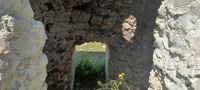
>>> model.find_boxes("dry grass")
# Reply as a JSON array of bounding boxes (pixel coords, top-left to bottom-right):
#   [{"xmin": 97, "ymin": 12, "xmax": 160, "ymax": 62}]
[{"xmin": 76, "ymin": 42, "xmax": 106, "ymax": 52}]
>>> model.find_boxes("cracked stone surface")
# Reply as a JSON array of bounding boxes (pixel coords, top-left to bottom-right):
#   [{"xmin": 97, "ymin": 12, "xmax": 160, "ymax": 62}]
[
  {"xmin": 0, "ymin": 0, "xmax": 47, "ymax": 90},
  {"xmin": 149, "ymin": 0, "xmax": 200, "ymax": 90}
]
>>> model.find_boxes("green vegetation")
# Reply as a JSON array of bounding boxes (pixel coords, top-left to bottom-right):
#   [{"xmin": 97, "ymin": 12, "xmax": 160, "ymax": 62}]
[
  {"xmin": 74, "ymin": 42, "xmax": 106, "ymax": 89},
  {"xmin": 74, "ymin": 56, "xmax": 105, "ymax": 89},
  {"xmin": 97, "ymin": 73, "xmax": 131, "ymax": 90},
  {"xmin": 75, "ymin": 42, "xmax": 131, "ymax": 90}
]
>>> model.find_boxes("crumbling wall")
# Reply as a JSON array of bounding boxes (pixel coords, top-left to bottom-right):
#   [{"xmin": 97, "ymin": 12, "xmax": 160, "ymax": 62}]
[
  {"xmin": 2, "ymin": 0, "xmax": 200, "ymax": 90},
  {"xmin": 149, "ymin": 0, "xmax": 200, "ymax": 90},
  {"xmin": 30, "ymin": 0, "xmax": 161, "ymax": 90},
  {"xmin": 0, "ymin": 0, "xmax": 47, "ymax": 89}
]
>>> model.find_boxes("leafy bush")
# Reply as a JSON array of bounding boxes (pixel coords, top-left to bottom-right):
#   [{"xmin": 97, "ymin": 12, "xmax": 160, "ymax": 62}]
[
  {"xmin": 76, "ymin": 56, "xmax": 93, "ymax": 78},
  {"xmin": 75, "ymin": 56, "xmax": 105, "ymax": 89}
]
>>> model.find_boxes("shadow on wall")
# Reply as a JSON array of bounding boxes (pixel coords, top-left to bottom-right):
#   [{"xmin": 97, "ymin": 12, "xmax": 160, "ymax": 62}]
[
  {"xmin": 124, "ymin": 0, "xmax": 162, "ymax": 89},
  {"xmin": 113, "ymin": 0, "xmax": 162, "ymax": 89},
  {"xmin": 30, "ymin": 0, "xmax": 162, "ymax": 90}
]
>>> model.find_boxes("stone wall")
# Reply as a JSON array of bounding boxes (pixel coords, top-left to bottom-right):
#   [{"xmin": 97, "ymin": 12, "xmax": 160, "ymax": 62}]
[
  {"xmin": 0, "ymin": 0, "xmax": 47, "ymax": 89},
  {"xmin": 149, "ymin": 0, "xmax": 200, "ymax": 90},
  {"xmin": 1, "ymin": 0, "xmax": 199, "ymax": 90},
  {"xmin": 30, "ymin": 0, "xmax": 162, "ymax": 90}
]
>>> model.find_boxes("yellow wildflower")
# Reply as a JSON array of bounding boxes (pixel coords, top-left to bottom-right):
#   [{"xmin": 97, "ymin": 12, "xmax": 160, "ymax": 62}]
[
  {"xmin": 119, "ymin": 81, "xmax": 122, "ymax": 85},
  {"xmin": 119, "ymin": 74, "xmax": 122, "ymax": 78},
  {"xmin": 97, "ymin": 81, "xmax": 101, "ymax": 85},
  {"xmin": 119, "ymin": 74, "xmax": 123, "ymax": 79},
  {"xmin": 121, "ymin": 73, "xmax": 125, "ymax": 76},
  {"xmin": 128, "ymin": 87, "xmax": 131, "ymax": 90}
]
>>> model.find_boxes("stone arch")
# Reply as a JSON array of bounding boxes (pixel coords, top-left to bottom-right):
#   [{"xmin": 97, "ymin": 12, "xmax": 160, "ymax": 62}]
[{"xmin": 30, "ymin": 0, "xmax": 162, "ymax": 90}]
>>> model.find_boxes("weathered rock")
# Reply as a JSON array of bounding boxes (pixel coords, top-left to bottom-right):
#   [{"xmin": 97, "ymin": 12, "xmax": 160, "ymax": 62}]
[
  {"xmin": 0, "ymin": 0, "xmax": 48, "ymax": 90},
  {"xmin": 71, "ymin": 10, "xmax": 81, "ymax": 22},
  {"xmin": 122, "ymin": 15, "xmax": 137, "ymax": 42},
  {"xmin": 122, "ymin": 23, "xmax": 131, "ymax": 29},
  {"xmin": 149, "ymin": 0, "xmax": 200, "ymax": 90},
  {"xmin": 73, "ymin": 22, "xmax": 89, "ymax": 29},
  {"xmin": 77, "ymin": 11, "xmax": 91, "ymax": 22},
  {"xmin": 91, "ymin": 16, "xmax": 103, "ymax": 25},
  {"xmin": 103, "ymin": 16, "xmax": 117, "ymax": 26}
]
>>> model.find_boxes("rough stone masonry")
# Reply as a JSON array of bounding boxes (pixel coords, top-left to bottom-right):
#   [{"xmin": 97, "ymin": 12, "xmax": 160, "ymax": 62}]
[
  {"xmin": 0, "ymin": 0, "xmax": 199, "ymax": 90},
  {"xmin": 30, "ymin": 0, "xmax": 161, "ymax": 89}
]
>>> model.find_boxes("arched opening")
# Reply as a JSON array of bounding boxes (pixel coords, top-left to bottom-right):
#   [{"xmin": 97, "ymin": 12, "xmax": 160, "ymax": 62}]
[{"xmin": 71, "ymin": 42, "xmax": 109, "ymax": 90}]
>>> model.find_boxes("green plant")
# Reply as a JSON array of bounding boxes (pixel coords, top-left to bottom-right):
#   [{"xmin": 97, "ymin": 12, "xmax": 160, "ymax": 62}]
[
  {"xmin": 93, "ymin": 59, "xmax": 105, "ymax": 72},
  {"xmin": 75, "ymin": 56, "xmax": 105, "ymax": 89},
  {"xmin": 76, "ymin": 56, "xmax": 93, "ymax": 78},
  {"xmin": 97, "ymin": 73, "xmax": 131, "ymax": 90}
]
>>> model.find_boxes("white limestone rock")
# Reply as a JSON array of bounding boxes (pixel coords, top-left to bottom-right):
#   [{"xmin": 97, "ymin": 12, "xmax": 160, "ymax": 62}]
[
  {"xmin": 0, "ymin": 0, "xmax": 47, "ymax": 90},
  {"xmin": 149, "ymin": 0, "xmax": 200, "ymax": 90}
]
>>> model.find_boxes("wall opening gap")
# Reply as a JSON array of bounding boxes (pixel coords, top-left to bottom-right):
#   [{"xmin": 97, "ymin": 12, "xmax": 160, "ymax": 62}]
[{"xmin": 72, "ymin": 41, "xmax": 108, "ymax": 90}]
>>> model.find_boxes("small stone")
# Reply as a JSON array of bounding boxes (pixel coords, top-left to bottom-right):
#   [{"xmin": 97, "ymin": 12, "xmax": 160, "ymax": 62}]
[
  {"xmin": 71, "ymin": 10, "xmax": 81, "ymax": 22},
  {"xmin": 62, "ymin": 23, "xmax": 72, "ymax": 30},
  {"xmin": 100, "ymin": 24, "xmax": 113, "ymax": 30},
  {"xmin": 94, "ymin": 8, "xmax": 109, "ymax": 16},
  {"xmin": 46, "ymin": 10, "xmax": 55, "ymax": 18},
  {"xmin": 55, "ymin": 12, "xmax": 69, "ymax": 23},
  {"xmin": 73, "ymin": 22, "xmax": 89, "ymax": 29},
  {"xmin": 78, "ymin": 11, "xmax": 91, "ymax": 22},
  {"xmin": 103, "ymin": 16, "xmax": 117, "ymax": 25},
  {"xmin": 122, "ymin": 23, "xmax": 131, "ymax": 29},
  {"xmin": 91, "ymin": 16, "xmax": 103, "ymax": 25},
  {"xmin": 50, "ymin": 24, "xmax": 60, "ymax": 33},
  {"xmin": 74, "ymin": 30, "xmax": 85, "ymax": 36}
]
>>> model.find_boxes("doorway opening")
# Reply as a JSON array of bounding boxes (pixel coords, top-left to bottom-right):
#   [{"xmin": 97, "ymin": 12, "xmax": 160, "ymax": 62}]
[{"xmin": 73, "ymin": 42, "xmax": 108, "ymax": 90}]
